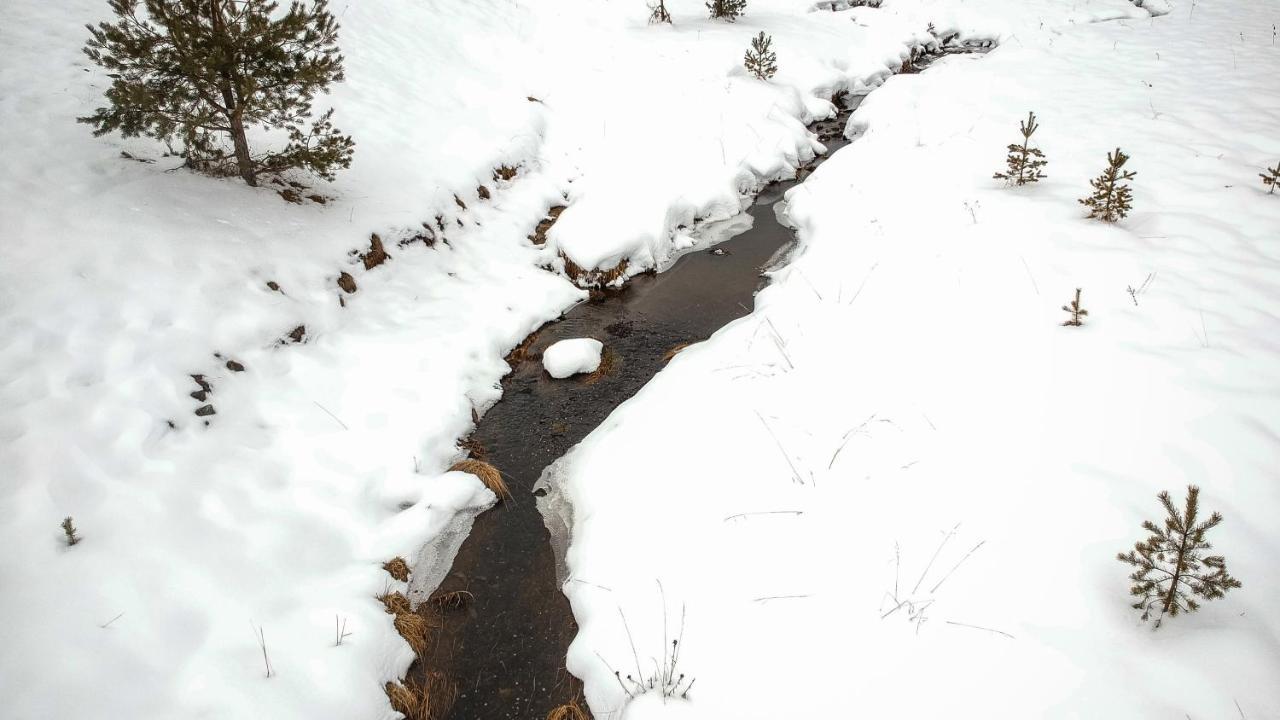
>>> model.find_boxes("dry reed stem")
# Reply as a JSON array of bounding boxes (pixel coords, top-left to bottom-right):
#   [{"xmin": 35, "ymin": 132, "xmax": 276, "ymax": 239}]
[
  {"xmin": 546, "ymin": 698, "xmax": 589, "ymax": 720},
  {"xmin": 661, "ymin": 342, "xmax": 691, "ymax": 364}
]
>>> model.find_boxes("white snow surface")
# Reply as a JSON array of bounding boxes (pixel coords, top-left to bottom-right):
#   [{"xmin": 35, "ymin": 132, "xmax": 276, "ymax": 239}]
[
  {"xmin": 551, "ymin": 2, "xmax": 1280, "ymax": 720},
  {"xmin": 544, "ymin": 338, "xmax": 606, "ymax": 379},
  {"xmin": 1, "ymin": 0, "xmax": 1268, "ymax": 719}
]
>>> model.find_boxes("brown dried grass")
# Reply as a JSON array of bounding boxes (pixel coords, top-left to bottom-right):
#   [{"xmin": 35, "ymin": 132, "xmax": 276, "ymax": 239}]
[
  {"xmin": 583, "ymin": 346, "xmax": 617, "ymax": 386},
  {"xmin": 448, "ymin": 459, "xmax": 510, "ymax": 502},
  {"xmin": 378, "ymin": 590, "xmax": 412, "ymax": 615},
  {"xmin": 385, "ymin": 681, "xmax": 422, "ymax": 720},
  {"xmin": 429, "ymin": 589, "xmax": 474, "ymax": 612},
  {"xmin": 661, "ymin": 342, "xmax": 692, "ymax": 364},
  {"xmin": 383, "ymin": 556, "xmax": 410, "ymax": 582},
  {"xmin": 393, "ymin": 610, "xmax": 432, "ymax": 656},
  {"xmin": 560, "ymin": 251, "xmax": 629, "ymax": 289},
  {"xmin": 504, "ymin": 329, "xmax": 541, "ymax": 367},
  {"xmin": 546, "ymin": 698, "xmax": 589, "ymax": 720}
]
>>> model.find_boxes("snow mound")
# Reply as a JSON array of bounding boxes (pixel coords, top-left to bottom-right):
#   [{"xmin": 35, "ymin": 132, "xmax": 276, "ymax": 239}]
[{"xmin": 543, "ymin": 338, "xmax": 604, "ymax": 379}]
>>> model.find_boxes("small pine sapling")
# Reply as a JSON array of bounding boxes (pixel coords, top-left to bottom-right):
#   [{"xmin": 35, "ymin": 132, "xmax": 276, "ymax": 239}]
[
  {"xmin": 1061, "ymin": 288, "xmax": 1088, "ymax": 326},
  {"xmin": 1079, "ymin": 148, "xmax": 1136, "ymax": 222},
  {"xmin": 61, "ymin": 516, "xmax": 81, "ymax": 546},
  {"xmin": 1117, "ymin": 485, "xmax": 1241, "ymax": 627},
  {"xmin": 1260, "ymin": 160, "xmax": 1280, "ymax": 194},
  {"xmin": 744, "ymin": 32, "xmax": 777, "ymax": 81},
  {"xmin": 648, "ymin": 0, "xmax": 671, "ymax": 24},
  {"xmin": 707, "ymin": 0, "xmax": 746, "ymax": 21},
  {"xmin": 993, "ymin": 111, "xmax": 1048, "ymax": 186}
]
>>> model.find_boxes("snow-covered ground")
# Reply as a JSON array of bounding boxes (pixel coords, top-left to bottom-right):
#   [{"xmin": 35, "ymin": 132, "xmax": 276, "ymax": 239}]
[
  {"xmin": 3, "ymin": 0, "xmax": 1275, "ymax": 719},
  {"xmin": 551, "ymin": 1, "xmax": 1280, "ymax": 719}
]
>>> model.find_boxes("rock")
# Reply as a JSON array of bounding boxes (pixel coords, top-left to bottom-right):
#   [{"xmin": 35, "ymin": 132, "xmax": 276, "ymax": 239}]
[
  {"xmin": 337, "ymin": 271, "xmax": 357, "ymax": 294},
  {"xmin": 194, "ymin": 404, "xmax": 216, "ymax": 417},
  {"xmin": 542, "ymin": 338, "xmax": 604, "ymax": 379}
]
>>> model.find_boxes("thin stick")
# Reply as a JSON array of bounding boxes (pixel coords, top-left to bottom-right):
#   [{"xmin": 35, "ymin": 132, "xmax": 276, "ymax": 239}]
[
  {"xmin": 755, "ymin": 411, "xmax": 804, "ymax": 484},
  {"xmin": 312, "ymin": 401, "xmax": 349, "ymax": 430},
  {"xmin": 251, "ymin": 622, "xmax": 274, "ymax": 677},
  {"xmin": 912, "ymin": 523, "xmax": 959, "ymax": 594},
  {"xmin": 723, "ymin": 510, "xmax": 803, "ymax": 522},
  {"xmin": 929, "ymin": 540, "xmax": 986, "ymax": 594},
  {"xmin": 752, "ymin": 594, "xmax": 811, "ymax": 602},
  {"xmin": 618, "ymin": 607, "xmax": 644, "ymax": 686},
  {"xmin": 98, "ymin": 612, "xmax": 125, "ymax": 629},
  {"xmin": 945, "ymin": 620, "xmax": 1015, "ymax": 639}
]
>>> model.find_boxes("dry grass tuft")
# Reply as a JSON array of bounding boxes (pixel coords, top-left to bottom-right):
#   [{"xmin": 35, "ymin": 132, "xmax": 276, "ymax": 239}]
[
  {"xmin": 448, "ymin": 459, "xmax": 510, "ymax": 502},
  {"xmin": 456, "ymin": 435, "xmax": 487, "ymax": 460},
  {"xmin": 385, "ymin": 680, "xmax": 422, "ymax": 720},
  {"xmin": 383, "ymin": 556, "xmax": 411, "ymax": 582},
  {"xmin": 583, "ymin": 346, "xmax": 617, "ymax": 386},
  {"xmin": 504, "ymin": 329, "xmax": 542, "ymax": 368},
  {"xmin": 546, "ymin": 698, "xmax": 589, "ymax": 720},
  {"xmin": 377, "ymin": 590, "xmax": 412, "ymax": 615},
  {"xmin": 430, "ymin": 589, "xmax": 475, "ymax": 612},
  {"xmin": 661, "ymin": 342, "xmax": 692, "ymax": 364},
  {"xmin": 393, "ymin": 610, "xmax": 432, "ymax": 656}
]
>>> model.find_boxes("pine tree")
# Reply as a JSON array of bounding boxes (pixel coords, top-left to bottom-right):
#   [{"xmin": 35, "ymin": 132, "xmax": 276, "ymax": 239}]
[
  {"xmin": 707, "ymin": 0, "xmax": 747, "ymax": 21},
  {"xmin": 1260, "ymin": 161, "xmax": 1280, "ymax": 194},
  {"xmin": 80, "ymin": 0, "xmax": 355, "ymax": 187},
  {"xmin": 744, "ymin": 32, "xmax": 777, "ymax": 81},
  {"xmin": 648, "ymin": 0, "xmax": 671, "ymax": 24},
  {"xmin": 993, "ymin": 111, "xmax": 1048, "ymax": 186},
  {"xmin": 1060, "ymin": 287, "xmax": 1088, "ymax": 326},
  {"xmin": 1117, "ymin": 485, "xmax": 1241, "ymax": 627},
  {"xmin": 61, "ymin": 517, "xmax": 81, "ymax": 546},
  {"xmin": 1079, "ymin": 147, "xmax": 1136, "ymax": 222}
]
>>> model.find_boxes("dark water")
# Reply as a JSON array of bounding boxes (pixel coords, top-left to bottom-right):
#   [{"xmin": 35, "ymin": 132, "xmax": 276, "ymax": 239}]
[{"xmin": 410, "ymin": 42, "xmax": 989, "ymax": 720}]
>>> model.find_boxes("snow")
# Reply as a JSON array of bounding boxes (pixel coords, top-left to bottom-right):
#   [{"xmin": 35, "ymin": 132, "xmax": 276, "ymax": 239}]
[
  {"xmin": 544, "ymin": 338, "xmax": 605, "ymax": 379},
  {"xmin": 548, "ymin": 2, "xmax": 1280, "ymax": 720},
  {"xmin": 2, "ymin": 0, "xmax": 1276, "ymax": 718}
]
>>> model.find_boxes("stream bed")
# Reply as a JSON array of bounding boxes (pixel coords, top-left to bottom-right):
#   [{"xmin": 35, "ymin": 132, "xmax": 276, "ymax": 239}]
[{"xmin": 405, "ymin": 100, "xmax": 856, "ymax": 719}]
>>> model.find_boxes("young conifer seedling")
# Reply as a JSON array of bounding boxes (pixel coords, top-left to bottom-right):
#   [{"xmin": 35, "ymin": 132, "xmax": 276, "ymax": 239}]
[
  {"xmin": 707, "ymin": 0, "xmax": 746, "ymax": 21},
  {"xmin": 1080, "ymin": 148, "xmax": 1136, "ymax": 222},
  {"xmin": 648, "ymin": 0, "xmax": 671, "ymax": 24},
  {"xmin": 1260, "ymin": 161, "xmax": 1280, "ymax": 194},
  {"xmin": 744, "ymin": 32, "xmax": 777, "ymax": 81},
  {"xmin": 1060, "ymin": 288, "xmax": 1088, "ymax": 326},
  {"xmin": 61, "ymin": 516, "xmax": 81, "ymax": 546},
  {"xmin": 1117, "ymin": 485, "xmax": 1241, "ymax": 627},
  {"xmin": 993, "ymin": 111, "xmax": 1048, "ymax": 186}
]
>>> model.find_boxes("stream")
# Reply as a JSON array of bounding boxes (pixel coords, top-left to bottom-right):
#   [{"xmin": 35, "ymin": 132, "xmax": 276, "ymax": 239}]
[{"xmin": 407, "ymin": 44, "xmax": 981, "ymax": 720}]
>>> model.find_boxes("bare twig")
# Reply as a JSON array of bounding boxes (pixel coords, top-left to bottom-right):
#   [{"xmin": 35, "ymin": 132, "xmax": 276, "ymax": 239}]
[
  {"xmin": 929, "ymin": 540, "xmax": 986, "ymax": 594},
  {"xmin": 98, "ymin": 612, "xmax": 125, "ymax": 629},
  {"xmin": 723, "ymin": 510, "xmax": 804, "ymax": 522},
  {"xmin": 912, "ymin": 524, "xmax": 959, "ymax": 594},
  {"xmin": 312, "ymin": 401, "xmax": 349, "ymax": 430},
  {"xmin": 945, "ymin": 620, "xmax": 1015, "ymax": 639},
  {"xmin": 251, "ymin": 622, "xmax": 274, "ymax": 678}
]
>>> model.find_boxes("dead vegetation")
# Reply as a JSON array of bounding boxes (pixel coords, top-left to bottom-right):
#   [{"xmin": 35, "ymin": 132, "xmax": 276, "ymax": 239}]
[
  {"xmin": 384, "ymin": 673, "xmax": 455, "ymax": 720},
  {"xmin": 428, "ymin": 589, "xmax": 475, "ymax": 612},
  {"xmin": 560, "ymin": 251, "xmax": 629, "ymax": 288},
  {"xmin": 448, "ymin": 459, "xmax": 510, "ymax": 502},
  {"xmin": 504, "ymin": 329, "xmax": 542, "ymax": 368},
  {"xmin": 546, "ymin": 698, "xmax": 589, "ymax": 720},
  {"xmin": 661, "ymin": 342, "xmax": 691, "ymax": 364},
  {"xmin": 583, "ymin": 346, "xmax": 617, "ymax": 385},
  {"xmin": 383, "ymin": 556, "xmax": 410, "ymax": 582},
  {"xmin": 362, "ymin": 233, "xmax": 390, "ymax": 270},
  {"xmin": 530, "ymin": 205, "xmax": 567, "ymax": 245}
]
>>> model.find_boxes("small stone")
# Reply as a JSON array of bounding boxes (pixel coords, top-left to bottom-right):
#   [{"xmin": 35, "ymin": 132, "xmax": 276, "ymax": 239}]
[
  {"xmin": 225, "ymin": 360, "xmax": 245, "ymax": 372},
  {"xmin": 194, "ymin": 404, "xmax": 216, "ymax": 417}
]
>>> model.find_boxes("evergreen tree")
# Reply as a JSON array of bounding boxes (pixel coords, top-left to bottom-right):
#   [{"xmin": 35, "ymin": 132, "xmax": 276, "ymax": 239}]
[
  {"xmin": 1079, "ymin": 147, "xmax": 1136, "ymax": 222},
  {"xmin": 1118, "ymin": 485, "xmax": 1241, "ymax": 628},
  {"xmin": 80, "ymin": 0, "xmax": 355, "ymax": 187},
  {"xmin": 1060, "ymin": 288, "xmax": 1088, "ymax": 326},
  {"xmin": 993, "ymin": 111, "xmax": 1048, "ymax": 186},
  {"xmin": 707, "ymin": 0, "xmax": 747, "ymax": 21},
  {"xmin": 648, "ymin": 0, "xmax": 671, "ymax": 24},
  {"xmin": 61, "ymin": 517, "xmax": 81, "ymax": 546},
  {"xmin": 1260, "ymin": 161, "xmax": 1280, "ymax": 194},
  {"xmin": 744, "ymin": 32, "xmax": 777, "ymax": 81}
]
